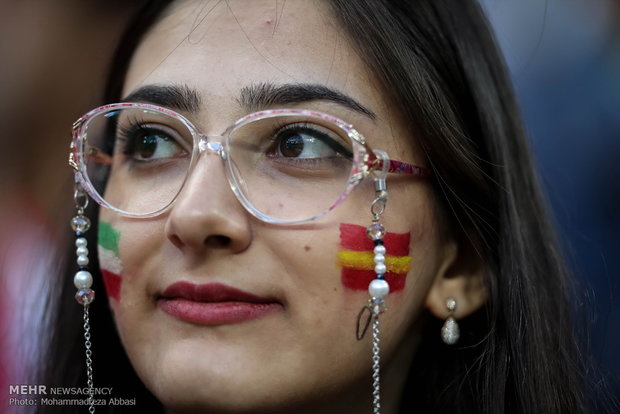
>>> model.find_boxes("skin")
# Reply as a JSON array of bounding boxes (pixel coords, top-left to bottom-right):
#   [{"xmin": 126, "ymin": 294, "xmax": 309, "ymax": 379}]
[{"xmin": 100, "ymin": 1, "xmax": 486, "ymax": 413}]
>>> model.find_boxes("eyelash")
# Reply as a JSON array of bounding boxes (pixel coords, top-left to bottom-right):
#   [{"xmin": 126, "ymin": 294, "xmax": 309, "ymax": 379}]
[
  {"xmin": 270, "ymin": 122, "xmax": 353, "ymax": 159},
  {"xmin": 117, "ymin": 120, "xmax": 150, "ymax": 157}
]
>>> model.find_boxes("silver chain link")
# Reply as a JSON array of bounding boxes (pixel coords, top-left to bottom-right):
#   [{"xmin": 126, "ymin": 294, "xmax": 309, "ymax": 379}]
[
  {"xmin": 83, "ymin": 306, "xmax": 95, "ymax": 414},
  {"xmin": 371, "ymin": 315, "xmax": 381, "ymax": 414}
]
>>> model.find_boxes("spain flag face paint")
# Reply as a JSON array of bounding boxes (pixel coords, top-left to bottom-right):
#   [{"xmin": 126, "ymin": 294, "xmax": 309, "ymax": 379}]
[
  {"xmin": 98, "ymin": 221, "xmax": 122, "ymax": 301},
  {"xmin": 338, "ymin": 223, "xmax": 411, "ymax": 292}
]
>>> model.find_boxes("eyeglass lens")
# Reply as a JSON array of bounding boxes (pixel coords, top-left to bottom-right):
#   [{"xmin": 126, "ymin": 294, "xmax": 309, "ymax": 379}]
[{"xmin": 81, "ymin": 108, "xmax": 356, "ymax": 221}]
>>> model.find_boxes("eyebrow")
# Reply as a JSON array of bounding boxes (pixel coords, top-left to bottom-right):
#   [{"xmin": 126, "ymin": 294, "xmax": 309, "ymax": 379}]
[
  {"xmin": 122, "ymin": 82, "xmax": 376, "ymax": 120},
  {"xmin": 238, "ymin": 82, "xmax": 376, "ymax": 120},
  {"xmin": 121, "ymin": 84, "xmax": 202, "ymax": 113}
]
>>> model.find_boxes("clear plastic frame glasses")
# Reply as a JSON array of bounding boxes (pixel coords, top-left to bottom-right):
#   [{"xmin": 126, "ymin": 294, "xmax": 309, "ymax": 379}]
[{"xmin": 68, "ymin": 103, "xmax": 431, "ymax": 224}]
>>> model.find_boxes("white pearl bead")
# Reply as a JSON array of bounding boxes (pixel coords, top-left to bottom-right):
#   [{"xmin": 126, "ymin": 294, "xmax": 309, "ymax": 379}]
[
  {"xmin": 77, "ymin": 255, "xmax": 89, "ymax": 266},
  {"xmin": 375, "ymin": 263, "xmax": 387, "ymax": 274},
  {"xmin": 374, "ymin": 254, "xmax": 385, "ymax": 264},
  {"xmin": 76, "ymin": 246, "xmax": 89, "ymax": 257},
  {"xmin": 368, "ymin": 278, "xmax": 390, "ymax": 299},
  {"xmin": 75, "ymin": 237, "xmax": 88, "ymax": 247},
  {"xmin": 74, "ymin": 270, "xmax": 93, "ymax": 289},
  {"xmin": 373, "ymin": 245, "xmax": 386, "ymax": 255}
]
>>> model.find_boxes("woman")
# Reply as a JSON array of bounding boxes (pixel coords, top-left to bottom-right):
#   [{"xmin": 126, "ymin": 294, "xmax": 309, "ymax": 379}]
[{"xmin": 45, "ymin": 0, "xmax": 601, "ymax": 413}]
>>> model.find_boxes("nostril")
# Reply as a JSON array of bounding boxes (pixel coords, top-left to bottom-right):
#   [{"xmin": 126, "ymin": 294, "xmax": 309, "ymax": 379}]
[
  {"xmin": 204, "ymin": 235, "xmax": 231, "ymax": 248},
  {"xmin": 168, "ymin": 234, "xmax": 184, "ymax": 249}
]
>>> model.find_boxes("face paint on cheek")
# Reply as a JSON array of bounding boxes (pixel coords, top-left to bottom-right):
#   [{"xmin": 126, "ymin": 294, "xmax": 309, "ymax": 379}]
[
  {"xmin": 98, "ymin": 221, "xmax": 123, "ymax": 301},
  {"xmin": 337, "ymin": 223, "xmax": 411, "ymax": 292}
]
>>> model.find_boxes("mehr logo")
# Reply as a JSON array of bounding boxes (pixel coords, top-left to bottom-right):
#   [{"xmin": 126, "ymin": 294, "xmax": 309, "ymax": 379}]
[{"xmin": 9, "ymin": 385, "xmax": 47, "ymax": 395}]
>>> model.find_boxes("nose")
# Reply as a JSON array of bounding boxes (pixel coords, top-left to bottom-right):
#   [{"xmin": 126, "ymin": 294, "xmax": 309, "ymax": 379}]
[{"xmin": 165, "ymin": 136, "xmax": 252, "ymax": 255}]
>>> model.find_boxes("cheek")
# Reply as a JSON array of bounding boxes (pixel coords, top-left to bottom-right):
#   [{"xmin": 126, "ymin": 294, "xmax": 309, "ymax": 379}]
[
  {"xmin": 97, "ymin": 221, "xmax": 123, "ymax": 301},
  {"xmin": 337, "ymin": 223, "xmax": 411, "ymax": 292}
]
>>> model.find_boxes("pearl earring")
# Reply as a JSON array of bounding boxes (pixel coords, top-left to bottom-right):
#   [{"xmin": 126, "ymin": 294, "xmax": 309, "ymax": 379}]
[
  {"xmin": 72, "ymin": 185, "xmax": 96, "ymax": 413},
  {"xmin": 441, "ymin": 297, "xmax": 460, "ymax": 345}
]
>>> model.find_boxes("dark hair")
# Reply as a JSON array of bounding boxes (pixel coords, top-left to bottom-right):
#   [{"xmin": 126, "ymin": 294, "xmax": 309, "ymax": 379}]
[
  {"xmin": 43, "ymin": 1, "xmax": 614, "ymax": 413},
  {"xmin": 326, "ymin": 1, "xmax": 598, "ymax": 412},
  {"xmin": 40, "ymin": 3, "xmax": 171, "ymax": 413}
]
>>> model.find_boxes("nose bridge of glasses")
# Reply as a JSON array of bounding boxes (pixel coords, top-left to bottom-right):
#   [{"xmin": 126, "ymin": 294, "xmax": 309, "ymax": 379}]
[{"xmin": 197, "ymin": 135, "xmax": 225, "ymax": 158}]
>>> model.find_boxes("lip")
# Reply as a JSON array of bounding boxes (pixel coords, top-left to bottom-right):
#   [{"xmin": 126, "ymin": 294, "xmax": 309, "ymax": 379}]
[{"xmin": 157, "ymin": 281, "xmax": 282, "ymax": 325}]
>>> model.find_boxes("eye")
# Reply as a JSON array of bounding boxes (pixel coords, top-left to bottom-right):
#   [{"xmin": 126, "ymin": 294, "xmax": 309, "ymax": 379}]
[
  {"xmin": 271, "ymin": 125, "xmax": 352, "ymax": 160},
  {"xmin": 131, "ymin": 131, "xmax": 178, "ymax": 161},
  {"xmin": 119, "ymin": 123, "xmax": 188, "ymax": 162}
]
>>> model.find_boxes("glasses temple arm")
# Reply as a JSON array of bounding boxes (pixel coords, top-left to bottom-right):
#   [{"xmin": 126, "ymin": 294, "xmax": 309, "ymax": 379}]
[{"xmin": 381, "ymin": 159, "xmax": 432, "ymax": 178}]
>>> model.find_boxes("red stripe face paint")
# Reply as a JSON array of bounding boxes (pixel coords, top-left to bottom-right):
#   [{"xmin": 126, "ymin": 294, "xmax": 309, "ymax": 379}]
[
  {"xmin": 339, "ymin": 223, "xmax": 410, "ymax": 256},
  {"xmin": 338, "ymin": 223, "xmax": 411, "ymax": 292},
  {"xmin": 101, "ymin": 269, "xmax": 121, "ymax": 301},
  {"xmin": 340, "ymin": 268, "xmax": 407, "ymax": 291}
]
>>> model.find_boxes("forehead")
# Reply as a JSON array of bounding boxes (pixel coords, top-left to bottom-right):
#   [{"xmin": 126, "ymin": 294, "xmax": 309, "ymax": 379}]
[
  {"xmin": 122, "ymin": 0, "xmax": 418, "ymax": 160},
  {"xmin": 124, "ymin": 0, "xmax": 373, "ymax": 109}
]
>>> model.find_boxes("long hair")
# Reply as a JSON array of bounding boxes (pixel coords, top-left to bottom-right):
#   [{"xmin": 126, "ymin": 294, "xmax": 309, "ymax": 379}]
[
  {"xmin": 327, "ymin": 0, "xmax": 591, "ymax": 412},
  {"xmin": 41, "ymin": 2, "xmax": 171, "ymax": 413},
  {"xmin": 43, "ymin": 1, "xmax": 605, "ymax": 413}
]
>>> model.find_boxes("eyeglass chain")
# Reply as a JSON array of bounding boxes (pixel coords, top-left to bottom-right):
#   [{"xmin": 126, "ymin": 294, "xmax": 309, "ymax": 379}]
[
  {"xmin": 71, "ymin": 184, "xmax": 96, "ymax": 414},
  {"xmin": 355, "ymin": 150, "xmax": 390, "ymax": 414}
]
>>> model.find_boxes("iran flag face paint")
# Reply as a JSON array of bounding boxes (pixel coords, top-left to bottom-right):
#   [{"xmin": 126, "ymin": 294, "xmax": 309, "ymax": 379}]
[
  {"xmin": 98, "ymin": 221, "xmax": 122, "ymax": 301},
  {"xmin": 338, "ymin": 223, "xmax": 411, "ymax": 292}
]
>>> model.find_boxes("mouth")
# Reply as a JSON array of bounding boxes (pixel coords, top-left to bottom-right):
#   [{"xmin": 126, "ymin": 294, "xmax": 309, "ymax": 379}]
[{"xmin": 157, "ymin": 281, "xmax": 282, "ymax": 325}]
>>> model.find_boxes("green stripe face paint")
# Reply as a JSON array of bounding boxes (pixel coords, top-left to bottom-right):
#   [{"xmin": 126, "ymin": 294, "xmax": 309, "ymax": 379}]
[
  {"xmin": 98, "ymin": 221, "xmax": 122, "ymax": 300},
  {"xmin": 98, "ymin": 221, "xmax": 121, "ymax": 255}
]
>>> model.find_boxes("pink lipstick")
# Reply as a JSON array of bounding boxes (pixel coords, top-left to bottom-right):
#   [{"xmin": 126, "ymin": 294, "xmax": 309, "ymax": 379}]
[{"xmin": 157, "ymin": 282, "xmax": 281, "ymax": 325}]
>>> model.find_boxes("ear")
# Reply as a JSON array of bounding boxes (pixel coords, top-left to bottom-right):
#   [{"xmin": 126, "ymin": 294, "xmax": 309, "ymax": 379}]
[{"xmin": 425, "ymin": 234, "xmax": 488, "ymax": 320}]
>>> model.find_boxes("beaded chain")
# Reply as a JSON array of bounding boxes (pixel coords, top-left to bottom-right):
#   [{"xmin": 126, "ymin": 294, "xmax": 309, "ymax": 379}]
[
  {"xmin": 362, "ymin": 151, "xmax": 391, "ymax": 414},
  {"xmin": 71, "ymin": 186, "xmax": 96, "ymax": 413},
  {"xmin": 365, "ymin": 219, "xmax": 388, "ymax": 414}
]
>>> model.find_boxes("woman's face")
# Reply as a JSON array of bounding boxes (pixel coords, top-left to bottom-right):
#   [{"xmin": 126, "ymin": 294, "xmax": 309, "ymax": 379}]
[{"xmin": 99, "ymin": 1, "xmax": 452, "ymax": 412}]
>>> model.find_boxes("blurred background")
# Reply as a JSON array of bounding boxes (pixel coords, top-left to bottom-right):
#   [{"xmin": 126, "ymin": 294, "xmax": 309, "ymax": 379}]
[
  {"xmin": 0, "ymin": 2, "xmax": 147, "ymax": 412},
  {"xmin": 0, "ymin": 0, "xmax": 618, "ymax": 411},
  {"xmin": 480, "ymin": 0, "xmax": 620, "ymax": 398}
]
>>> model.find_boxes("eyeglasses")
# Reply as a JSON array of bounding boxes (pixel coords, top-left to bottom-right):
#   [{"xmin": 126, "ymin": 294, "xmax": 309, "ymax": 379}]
[{"xmin": 68, "ymin": 103, "xmax": 431, "ymax": 224}]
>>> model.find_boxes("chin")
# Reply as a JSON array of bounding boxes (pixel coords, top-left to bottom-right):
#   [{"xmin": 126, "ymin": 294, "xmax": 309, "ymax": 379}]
[
  {"xmin": 118, "ymin": 315, "xmax": 365, "ymax": 413},
  {"xmin": 146, "ymin": 372, "xmax": 306, "ymax": 414},
  {"xmin": 127, "ymin": 339, "xmax": 289, "ymax": 413},
  {"xmin": 130, "ymin": 339, "xmax": 359, "ymax": 414}
]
